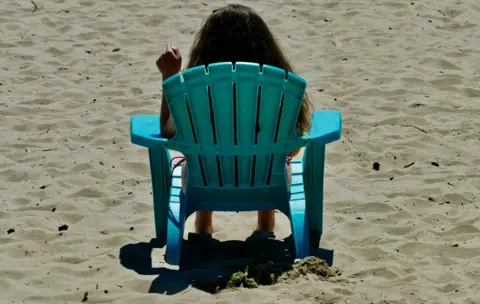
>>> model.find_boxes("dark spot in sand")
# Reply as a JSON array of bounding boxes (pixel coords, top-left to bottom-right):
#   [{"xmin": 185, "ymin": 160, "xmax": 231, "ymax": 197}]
[
  {"xmin": 412, "ymin": 103, "xmax": 426, "ymax": 108},
  {"xmin": 81, "ymin": 292, "xmax": 88, "ymax": 302},
  {"xmin": 431, "ymin": 161, "xmax": 439, "ymax": 167},
  {"xmin": 7, "ymin": 228, "xmax": 15, "ymax": 234},
  {"xmin": 58, "ymin": 224, "xmax": 68, "ymax": 231},
  {"xmin": 373, "ymin": 162, "xmax": 380, "ymax": 171},
  {"xmin": 112, "ymin": 48, "xmax": 120, "ymax": 52}
]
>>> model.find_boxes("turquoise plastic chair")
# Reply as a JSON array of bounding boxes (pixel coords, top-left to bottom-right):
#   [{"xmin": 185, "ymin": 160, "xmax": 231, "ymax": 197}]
[{"xmin": 130, "ymin": 62, "xmax": 341, "ymax": 267}]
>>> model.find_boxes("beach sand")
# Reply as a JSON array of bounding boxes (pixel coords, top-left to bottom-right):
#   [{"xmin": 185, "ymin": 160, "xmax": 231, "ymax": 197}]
[{"xmin": 1, "ymin": 0, "xmax": 479, "ymax": 303}]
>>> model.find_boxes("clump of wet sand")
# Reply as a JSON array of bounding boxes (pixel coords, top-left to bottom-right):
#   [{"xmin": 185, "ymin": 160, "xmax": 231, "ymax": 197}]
[{"xmin": 225, "ymin": 257, "xmax": 338, "ymax": 290}]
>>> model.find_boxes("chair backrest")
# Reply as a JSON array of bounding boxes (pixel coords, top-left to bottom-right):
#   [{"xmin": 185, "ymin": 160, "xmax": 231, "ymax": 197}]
[{"xmin": 162, "ymin": 62, "xmax": 307, "ymax": 191}]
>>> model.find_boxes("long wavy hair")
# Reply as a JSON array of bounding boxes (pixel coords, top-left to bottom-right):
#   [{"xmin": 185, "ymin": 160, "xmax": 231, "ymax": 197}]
[{"xmin": 186, "ymin": 4, "xmax": 312, "ymax": 134}]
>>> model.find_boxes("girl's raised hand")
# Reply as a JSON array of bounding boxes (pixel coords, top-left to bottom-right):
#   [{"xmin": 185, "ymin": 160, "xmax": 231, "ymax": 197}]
[{"xmin": 156, "ymin": 44, "xmax": 182, "ymax": 79}]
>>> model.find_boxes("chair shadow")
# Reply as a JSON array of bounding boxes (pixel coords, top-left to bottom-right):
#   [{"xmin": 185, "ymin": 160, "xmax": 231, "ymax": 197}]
[{"xmin": 119, "ymin": 233, "xmax": 306, "ymax": 295}]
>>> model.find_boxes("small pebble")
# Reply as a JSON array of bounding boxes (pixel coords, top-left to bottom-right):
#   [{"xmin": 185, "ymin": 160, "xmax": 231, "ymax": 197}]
[
  {"xmin": 7, "ymin": 228, "xmax": 15, "ymax": 234},
  {"xmin": 129, "ymin": 227, "xmax": 134, "ymax": 231},
  {"xmin": 373, "ymin": 162, "xmax": 380, "ymax": 171},
  {"xmin": 58, "ymin": 224, "xmax": 69, "ymax": 231},
  {"xmin": 112, "ymin": 48, "xmax": 120, "ymax": 52},
  {"xmin": 81, "ymin": 292, "xmax": 88, "ymax": 302},
  {"xmin": 431, "ymin": 161, "xmax": 439, "ymax": 167}
]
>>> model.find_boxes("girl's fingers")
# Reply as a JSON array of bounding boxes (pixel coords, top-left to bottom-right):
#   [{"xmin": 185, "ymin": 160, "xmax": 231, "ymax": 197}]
[{"xmin": 171, "ymin": 47, "xmax": 181, "ymax": 58}]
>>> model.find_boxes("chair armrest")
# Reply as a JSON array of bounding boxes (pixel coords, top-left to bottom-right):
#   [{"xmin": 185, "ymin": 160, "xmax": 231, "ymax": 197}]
[
  {"xmin": 130, "ymin": 115, "xmax": 169, "ymax": 148},
  {"xmin": 302, "ymin": 110, "xmax": 342, "ymax": 145}
]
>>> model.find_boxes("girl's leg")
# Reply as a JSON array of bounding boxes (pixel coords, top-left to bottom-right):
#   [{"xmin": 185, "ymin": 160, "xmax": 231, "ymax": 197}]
[
  {"xmin": 256, "ymin": 164, "xmax": 292, "ymax": 232},
  {"xmin": 195, "ymin": 211, "xmax": 213, "ymax": 234},
  {"xmin": 181, "ymin": 163, "xmax": 213, "ymax": 234}
]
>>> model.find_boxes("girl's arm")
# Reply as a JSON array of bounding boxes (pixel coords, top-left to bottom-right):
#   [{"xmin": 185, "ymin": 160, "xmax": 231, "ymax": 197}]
[
  {"xmin": 289, "ymin": 148, "xmax": 301, "ymax": 157},
  {"xmin": 288, "ymin": 126, "xmax": 304, "ymax": 157},
  {"xmin": 160, "ymin": 92, "xmax": 170, "ymax": 130},
  {"xmin": 160, "ymin": 91, "xmax": 175, "ymax": 138},
  {"xmin": 156, "ymin": 44, "xmax": 182, "ymax": 138}
]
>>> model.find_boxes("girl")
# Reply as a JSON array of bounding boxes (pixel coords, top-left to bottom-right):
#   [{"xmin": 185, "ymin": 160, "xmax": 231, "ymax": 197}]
[{"xmin": 156, "ymin": 4, "xmax": 312, "ymax": 236}]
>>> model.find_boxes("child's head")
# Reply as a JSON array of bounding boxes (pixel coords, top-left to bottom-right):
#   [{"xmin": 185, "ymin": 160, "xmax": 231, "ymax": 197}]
[{"xmin": 187, "ymin": 4, "xmax": 312, "ymax": 133}]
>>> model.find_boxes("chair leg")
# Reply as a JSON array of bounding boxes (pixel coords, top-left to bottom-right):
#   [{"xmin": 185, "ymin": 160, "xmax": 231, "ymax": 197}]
[
  {"xmin": 303, "ymin": 144, "xmax": 334, "ymax": 266},
  {"xmin": 303, "ymin": 144, "xmax": 325, "ymax": 238},
  {"xmin": 165, "ymin": 194, "xmax": 186, "ymax": 266},
  {"xmin": 148, "ymin": 146, "xmax": 171, "ymax": 241},
  {"xmin": 289, "ymin": 195, "xmax": 310, "ymax": 260}
]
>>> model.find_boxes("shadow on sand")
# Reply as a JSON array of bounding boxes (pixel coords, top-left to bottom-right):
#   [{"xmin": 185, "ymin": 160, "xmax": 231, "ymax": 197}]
[{"xmin": 119, "ymin": 233, "xmax": 331, "ymax": 295}]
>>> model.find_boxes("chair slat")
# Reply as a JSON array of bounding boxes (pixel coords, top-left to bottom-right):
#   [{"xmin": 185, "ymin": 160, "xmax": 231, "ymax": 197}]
[
  {"xmin": 235, "ymin": 63, "xmax": 261, "ymax": 186},
  {"xmin": 209, "ymin": 63, "xmax": 236, "ymax": 187},
  {"xmin": 255, "ymin": 65, "xmax": 285, "ymax": 185},
  {"xmin": 183, "ymin": 66, "xmax": 218, "ymax": 187},
  {"xmin": 165, "ymin": 91, "xmax": 204, "ymax": 187},
  {"xmin": 275, "ymin": 73, "xmax": 306, "ymax": 141}
]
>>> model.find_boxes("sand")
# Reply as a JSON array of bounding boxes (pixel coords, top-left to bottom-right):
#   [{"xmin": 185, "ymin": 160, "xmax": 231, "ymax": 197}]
[{"xmin": 1, "ymin": 0, "xmax": 480, "ymax": 303}]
